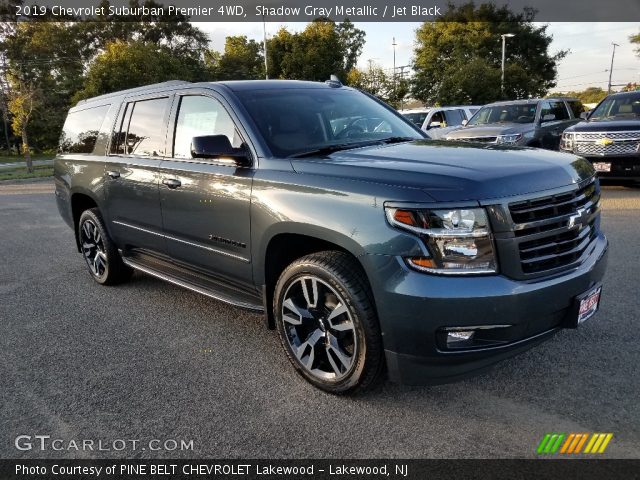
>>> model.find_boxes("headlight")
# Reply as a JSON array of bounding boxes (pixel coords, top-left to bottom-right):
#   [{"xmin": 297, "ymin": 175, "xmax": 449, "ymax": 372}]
[
  {"xmin": 496, "ymin": 134, "xmax": 522, "ymax": 144},
  {"xmin": 385, "ymin": 207, "xmax": 497, "ymax": 275},
  {"xmin": 560, "ymin": 132, "xmax": 575, "ymax": 151}
]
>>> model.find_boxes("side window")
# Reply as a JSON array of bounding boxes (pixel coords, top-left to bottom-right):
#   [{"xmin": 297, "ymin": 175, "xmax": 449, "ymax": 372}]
[
  {"xmin": 540, "ymin": 101, "xmax": 570, "ymax": 122},
  {"xmin": 567, "ymin": 100, "xmax": 585, "ymax": 118},
  {"xmin": 444, "ymin": 109, "xmax": 464, "ymax": 126},
  {"xmin": 125, "ymin": 98, "xmax": 169, "ymax": 156},
  {"xmin": 59, "ymin": 104, "xmax": 110, "ymax": 154},
  {"xmin": 428, "ymin": 111, "xmax": 445, "ymax": 128},
  {"xmin": 173, "ymin": 95, "xmax": 242, "ymax": 159}
]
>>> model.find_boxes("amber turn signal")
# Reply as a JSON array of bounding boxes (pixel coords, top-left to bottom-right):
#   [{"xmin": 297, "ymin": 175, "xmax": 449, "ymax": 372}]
[
  {"xmin": 393, "ymin": 209, "xmax": 417, "ymax": 227},
  {"xmin": 408, "ymin": 257, "xmax": 436, "ymax": 269}
]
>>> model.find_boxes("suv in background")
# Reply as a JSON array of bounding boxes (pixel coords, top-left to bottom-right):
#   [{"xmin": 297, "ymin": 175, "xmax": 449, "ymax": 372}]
[
  {"xmin": 400, "ymin": 106, "xmax": 480, "ymax": 139},
  {"xmin": 446, "ymin": 98, "xmax": 584, "ymax": 149},
  {"xmin": 561, "ymin": 90, "xmax": 640, "ymax": 181},
  {"xmin": 55, "ymin": 80, "xmax": 607, "ymax": 394}
]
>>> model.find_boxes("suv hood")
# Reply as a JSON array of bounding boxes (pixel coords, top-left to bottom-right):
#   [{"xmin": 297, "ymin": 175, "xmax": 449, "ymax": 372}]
[
  {"xmin": 445, "ymin": 123, "xmax": 533, "ymax": 139},
  {"xmin": 566, "ymin": 118, "xmax": 640, "ymax": 132},
  {"xmin": 291, "ymin": 140, "xmax": 593, "ymax": 202}
]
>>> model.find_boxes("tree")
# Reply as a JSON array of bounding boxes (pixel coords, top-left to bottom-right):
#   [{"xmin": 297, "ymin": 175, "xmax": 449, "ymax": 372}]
[
  {"xmin": 208, "ymin": 36, "xmax": 264, "ymax": 80},
  {"xmin": 267, "ymin": 20, "xmax": 365, "ymax": 81},
  {"xmin": 74, "ymin": 41, "xmax": 202, "ymax": 101},
  {"xmin": 346, "ymin": 65, "xmax": 409, "ymax": 108},
  {"xmin": 412, "ymin": 2, "xmax": 567, "ymax": 105},
  {"xmin": 547, "ymin": 87, "xmax": 608, "ymax": 105},
  {"xmin": 631, "ymin": 31, "xmax": 640, "ymax": 57}
]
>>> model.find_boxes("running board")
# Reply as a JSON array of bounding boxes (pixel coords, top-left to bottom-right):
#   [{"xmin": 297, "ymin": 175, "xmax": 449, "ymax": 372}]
[{"xmin": 122, "ymin": 256, "xmax": 264, "ymax": 313}]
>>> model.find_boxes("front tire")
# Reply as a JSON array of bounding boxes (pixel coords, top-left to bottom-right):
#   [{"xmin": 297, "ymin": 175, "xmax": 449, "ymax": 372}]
[
  {"xmin": 274, "ymin": 251, "xmax": 383, "ymax": 394},
  {"xmin": 78, "ymin": 208, "xmax": 132, "ymax": 285}
]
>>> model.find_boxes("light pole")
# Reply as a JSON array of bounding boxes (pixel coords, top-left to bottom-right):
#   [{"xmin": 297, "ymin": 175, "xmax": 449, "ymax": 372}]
[
  {"xmin": 392, "ymin": 37, "xmax": 397, "ymax": 98},
  {"xmin": 501, "ymin": 33, "xmax": 515, "ymax": 96},
  {"xmin": 262, "ymin": 16, "xmax": 268, "ymax": 80},
  {"xmin": 607, "ymin": 43, "xmax": 619, "ymax": 94}
]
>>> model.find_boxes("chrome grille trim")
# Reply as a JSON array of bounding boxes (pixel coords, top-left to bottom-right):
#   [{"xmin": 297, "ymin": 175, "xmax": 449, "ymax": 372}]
[
  {"xmin": 573, "ymin": 130, "xmax": 640, "ymax": 156},
  {"xmin": 506, "ymin": 178, "xmax": 601, "ymax": 276}
]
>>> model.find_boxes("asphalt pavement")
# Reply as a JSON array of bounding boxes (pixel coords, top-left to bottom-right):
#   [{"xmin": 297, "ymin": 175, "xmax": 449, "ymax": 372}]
[{"xmin": 1, "ymin": 179, "xmax": 639, "ymax": 459}]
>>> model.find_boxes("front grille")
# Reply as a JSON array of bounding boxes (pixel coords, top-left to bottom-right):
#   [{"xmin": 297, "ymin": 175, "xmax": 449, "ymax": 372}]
[
  {"xmin": 574, "ymin": 131, "xmax": 640, "ymax": 156},
  {"xmin": 508, "ymin": 179, "xmax": 600, "ymax": 275}
]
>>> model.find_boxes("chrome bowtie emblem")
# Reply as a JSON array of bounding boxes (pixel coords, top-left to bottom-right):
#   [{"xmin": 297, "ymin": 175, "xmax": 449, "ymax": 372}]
[{"xmin": 568, "ymin": 207, "xmax": 589, "ymax": 230}]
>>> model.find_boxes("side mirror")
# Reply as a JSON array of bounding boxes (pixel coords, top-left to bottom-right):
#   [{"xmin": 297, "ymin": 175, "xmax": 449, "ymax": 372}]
[
  {"xmin": 541, "ymin": 114, "xmax": 556, "ymax": 123},
  {"xmin": 461, "ymin": 119, "xmax": 468, "ymax": 126},
  {"xmin": 428, "ymin": 121, "xmax": 442, "ymax": 130},
  {"xmin": 191, "ymin": 135, "xmax": 250, "ymax": 166},
  {"xmin": 580, "ymin": 111, "xmax": 591, "ymax": 120}
]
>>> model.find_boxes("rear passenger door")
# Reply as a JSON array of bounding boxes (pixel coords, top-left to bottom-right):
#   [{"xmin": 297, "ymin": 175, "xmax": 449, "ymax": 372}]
[
  {"xmin": 103, "ymin": 95, "xmax": 171, "ymax": 255},
  {"xmin": 158, "ymin": 92, "xmax": 254, "ymax": 290}
]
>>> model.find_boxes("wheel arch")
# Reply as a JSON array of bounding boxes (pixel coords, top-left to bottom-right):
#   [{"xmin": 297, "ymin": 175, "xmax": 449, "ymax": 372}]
[
  {"xmin": 70, "ymin": 189, "xmax": 102, "ymax": 252},
  {"xmin": 258, "ymin": 225, "xmax": 374, "ymax": 330}
]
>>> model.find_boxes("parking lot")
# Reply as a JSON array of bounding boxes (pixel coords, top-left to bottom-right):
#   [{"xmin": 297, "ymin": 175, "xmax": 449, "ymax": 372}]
[{"xmin": 1, "ymin": 179, "xmax": 639, "ymax": 459}]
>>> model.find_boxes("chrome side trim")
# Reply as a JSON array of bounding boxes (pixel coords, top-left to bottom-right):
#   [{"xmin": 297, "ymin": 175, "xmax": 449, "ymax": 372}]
[
  {"xmin": 122, "ymin": 257, "xmax": 263, "ymax": 312},
  {"xmin": 112, "ymin": 220, "xmax": 249, "ymax": 263}
]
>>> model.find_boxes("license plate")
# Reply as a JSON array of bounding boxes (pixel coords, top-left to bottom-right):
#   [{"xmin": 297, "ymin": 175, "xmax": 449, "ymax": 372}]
[
  {"xmin": 577, "ymin": 286, "xmax": 602, "ymax": 325},
  {"xmin": 593, "ymin": 162, "xmax": 611, "ymax": 173}
]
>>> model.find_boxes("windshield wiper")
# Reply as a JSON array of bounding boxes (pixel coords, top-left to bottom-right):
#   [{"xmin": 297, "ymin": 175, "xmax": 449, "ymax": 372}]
[
  {"xmin": 289, "ymin": 141, "xmax": 380, "ymax": 158},
  {"xmin": 378, "ymin": 136, "xmax": 417, "ymax": 144}
]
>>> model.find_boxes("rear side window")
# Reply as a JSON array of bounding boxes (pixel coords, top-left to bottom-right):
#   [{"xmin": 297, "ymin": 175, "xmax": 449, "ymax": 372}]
[
  {"xmin": 540, "ymin": 101, "xmax": 570, "ymax": 122},
  {"xmin": 567, "ymin": 100, "xmax": 585, "ymax": 118},
  {"xmin": 112, "ymin": 97, "xmax": 169, "ymax": 156},
  {"xmin": 59, "ymin": 105, "xmax": 110, "ymax": 154},
  {"xmin": 444, "ymin": 109, "xmax": 464, "ymax": 126}
]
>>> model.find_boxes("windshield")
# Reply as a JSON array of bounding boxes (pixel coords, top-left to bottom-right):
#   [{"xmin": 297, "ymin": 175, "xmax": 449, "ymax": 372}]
[
  {"xmin": 235, "ymin": 88, "xmax": 423, "ymax": 157},
  {"xmin": 467, "ymin": 103, "xmax": 537, "ymax": 126},
  {"xmin": 590, "ymin": 93, "xmax": 640, "ymax": 120},
  {"xmin": 402, "ymin": 111, "xmax": 429, "ymax": 127}
]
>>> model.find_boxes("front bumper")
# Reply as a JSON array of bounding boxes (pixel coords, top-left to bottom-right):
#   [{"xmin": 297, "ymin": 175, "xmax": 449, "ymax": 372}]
[
  {"xmin": 568, "ymin": 153, "xmax": 640, "ymax": 179},
  {"xmin": 363, "ymin": 232, "xmax": 608, "ymax": 385}
]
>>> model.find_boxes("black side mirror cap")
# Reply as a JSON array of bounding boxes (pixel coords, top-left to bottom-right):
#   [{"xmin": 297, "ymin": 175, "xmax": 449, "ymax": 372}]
[
  {"xmin": 580, "ymin": 111, "xmax": 591, "ymax": 120},
  {"xmin": 190, "ymin": 135, "xmax": 250, "ymax": 166}
]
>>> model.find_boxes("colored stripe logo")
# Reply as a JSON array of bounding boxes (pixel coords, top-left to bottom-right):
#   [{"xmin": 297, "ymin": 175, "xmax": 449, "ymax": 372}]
[{"xmin": 537, "ymin": 433, "xmax": 613, "ymax": 454}]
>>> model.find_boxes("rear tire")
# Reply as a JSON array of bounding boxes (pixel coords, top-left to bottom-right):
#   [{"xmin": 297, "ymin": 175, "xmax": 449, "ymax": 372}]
[
  {"xmin": 78, "ymin": 208, "xmax": 132, "ymax": 285},
  {"xmin": 274, "ymin": 251, "xmax": 384, "ymax": 394}
]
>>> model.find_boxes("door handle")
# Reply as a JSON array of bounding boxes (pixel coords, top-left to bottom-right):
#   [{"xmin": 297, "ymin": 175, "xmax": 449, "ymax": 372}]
[
  {"xmin": 107, "ymin": 170, "xmax": 120, "ymax": 179},
  {"xmin": 162, "ymin": 178, "xmax": 181, "ymax": 189}
]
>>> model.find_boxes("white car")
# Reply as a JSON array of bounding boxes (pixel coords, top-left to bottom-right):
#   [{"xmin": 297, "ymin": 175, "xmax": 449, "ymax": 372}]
[{"xmin": 400, "ymin": 106, "xmax": 482, "ymax": 139}]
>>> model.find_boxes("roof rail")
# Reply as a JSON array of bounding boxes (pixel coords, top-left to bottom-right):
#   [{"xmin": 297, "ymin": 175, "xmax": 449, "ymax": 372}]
[{"xmin": 76, "ymin": 80, "xmax": 191, "ymax": 105}]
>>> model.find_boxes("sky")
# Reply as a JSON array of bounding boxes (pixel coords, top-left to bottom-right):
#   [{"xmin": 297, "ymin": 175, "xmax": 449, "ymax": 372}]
[{"xmin": 197, "ymin": 22, "xmax": 640, "ymax": 93}]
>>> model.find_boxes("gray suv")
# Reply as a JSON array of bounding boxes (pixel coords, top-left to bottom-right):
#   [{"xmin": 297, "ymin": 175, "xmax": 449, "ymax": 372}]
[
  {"xmin": 55, "ymin": 80, "xmax": 607, "ymax": 393},
  {"xmin": 446, "ymin": 98, "xmax": 584, "ymax": 149}
]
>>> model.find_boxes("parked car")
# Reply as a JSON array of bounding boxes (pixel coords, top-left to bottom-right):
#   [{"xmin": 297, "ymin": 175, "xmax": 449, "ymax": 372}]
[
  {"xmin": 55, "ymin": 80, "xmax": 607, "ymax": 394},
  {"xmin": 446, "ymin": 98, "xmax": 584, "ymax": 149},
  {"xmin": 400, "ymin": 106, "xmax": 481, "ymax": 139},
  {"xmin": 560, "ymin": 90, "xmax": 640, "ymax": 181}
]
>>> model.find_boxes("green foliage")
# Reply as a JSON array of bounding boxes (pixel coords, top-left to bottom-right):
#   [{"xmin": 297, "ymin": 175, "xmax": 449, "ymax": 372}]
[
  {"xmin": 346, "ymin": 66, "xmax": 408, "ymax": 108},
  {"xmin": 73, "ymin": 41, "xmax": 203, "ymax": 102},
  {"xmin": 547, "ymin": 87, "xmax": 608, "ymax": 105},
  {"xmin": 267, "ymin": 19, "xmax": 365, "ymax": 81},
  {"xmin": 631, "ymin": 31, "xmax": 640, "ymax": 57},
  {"xmin": 208, "ymin": 36, "xmax": 264, "ymax": 80},
  {"xmin": 412, "ymin": 2, "xmax": 566, "ymax": 105}
]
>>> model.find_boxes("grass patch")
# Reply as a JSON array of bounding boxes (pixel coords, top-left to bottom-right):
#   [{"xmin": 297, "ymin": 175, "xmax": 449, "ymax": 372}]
[
  {"xmin": 0, "ymin": 164, "xmax": 54, "ymax": 181},
  {"xmin": 0, "ymin": 154, "xmax": 53, "ymax": 164}
]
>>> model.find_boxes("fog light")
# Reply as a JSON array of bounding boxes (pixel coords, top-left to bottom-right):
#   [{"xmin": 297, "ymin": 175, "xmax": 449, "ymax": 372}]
[{"xmin": 446, "ymin": 330, "xmax": 475, "ymax": 347}]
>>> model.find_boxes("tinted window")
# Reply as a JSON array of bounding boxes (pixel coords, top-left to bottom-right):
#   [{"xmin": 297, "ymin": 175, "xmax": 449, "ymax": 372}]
[
  {"xmin": 59, "ymin": 105, "xmax": 110, "ymax": 154},
  {"xmin": 467, "ymin": 103, "xmax": 537, "ymax": 125},
  {"xmin": 403, "ymin": 112, "xmax": 429, "ymax": 127},
  {"xmin": 117, "ymin": 98, "xmax": 169, "ymax": 156},
  {"xmin": 173, "ymin": 96, "xmax": 242, "ymax": 159},
  {"xmin": 236, "ymin": 89, "xmax": 422, "ymax": 157},
  {"xmin": 567, "ymin": 100, "xmax": 585, "ymax": 118},
  {"xmin": 590, "ymin": 92, "xmax": 640, "ymax": 120},
  {"xmin": 444, "ymin": 109, "xmax": 464, "ymax": 126},
  {"xmin": 540, "ymin": 101, "xmax": 570, "ymax": 122}
]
